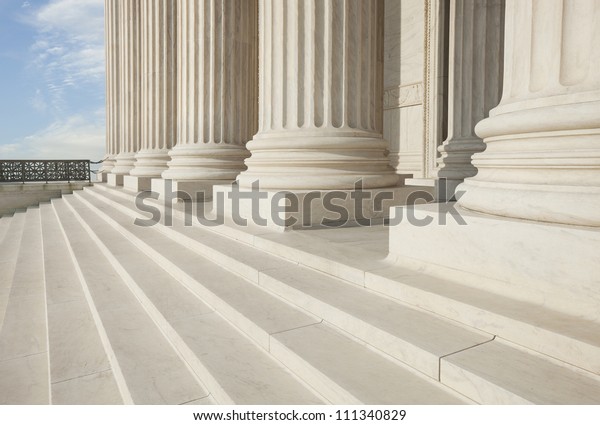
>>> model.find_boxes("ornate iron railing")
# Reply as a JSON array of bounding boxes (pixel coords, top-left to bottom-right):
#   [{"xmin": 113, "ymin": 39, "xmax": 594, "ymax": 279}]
[{"xmin": 0, "ymin": 160, "xmax": 91, "ymax": 183}]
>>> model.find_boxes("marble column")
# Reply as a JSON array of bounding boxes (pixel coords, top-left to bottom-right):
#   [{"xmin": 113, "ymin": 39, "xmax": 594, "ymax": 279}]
[
  {"xmin": 111, "ymin": 0, "xmax": 141, "ymax": 178},
  {"xmin": 100, "ymin": 0, "xmax": 119, "ymax": 178},
  {"xmin": 159, "ymin": 0, "xmax": 258, "ymax": 192},
  {"xmin": 458, "ymin": 0, "xmax": 600, "ymax": 226},
  {"xmin": 434, "ymin": 0, "xmax": 504, "ymax": 198},
  {"xmin": 237, "ymin": 0, "xmax": 399, "ymax": 190},
  {"xmin": 127, "ymin": 0, "xmax": 177, "ymax": 190}
]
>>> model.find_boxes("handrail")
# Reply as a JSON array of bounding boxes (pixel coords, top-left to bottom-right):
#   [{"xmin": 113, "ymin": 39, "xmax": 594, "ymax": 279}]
[{"xmin": 0, "ymin": 160, "xmax": 91, "ymax": 183}]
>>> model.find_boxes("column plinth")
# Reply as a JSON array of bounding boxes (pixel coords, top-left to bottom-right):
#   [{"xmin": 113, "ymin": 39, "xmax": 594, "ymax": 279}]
[
  {"xmin": 98, "ymin": 156, "xmax": 116, "ymax": 181},
  {"xmin": 237, "ymin": 0, "xmax": 398, "ymax": 191},
  {"xmin": 109, "ymin": 152, "xmax": 136, "ymax": 187},
  {"xmin": 457, "ymin": 0, "xmax": 600, "ymax": 226},
  {"xmin": 108, "ymin": 152, "xmax": 135, "ymax": 187}
]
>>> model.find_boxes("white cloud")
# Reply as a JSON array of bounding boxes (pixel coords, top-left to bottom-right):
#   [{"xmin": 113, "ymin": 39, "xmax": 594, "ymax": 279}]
[
  {"xmin": 30, "ymin": 88, "xmax": 48, "ymax": 112},
  {"xmin": 15, "ymin": 0, "xmax": 107, "ymax": 161},
  {"xmin": 0, "ymin": 144, "xmax": 21, "ymax": 156},
  {"xmin": 28, "ymin": 0, "xmax": 105, "ymax": 113},
  {"xmin": 11, "ymin": 112, "xmax": 106, "ymax": 160},
  {"xmin": 35, "ymin": 0, "xmax": 104, "ymax": 42}
]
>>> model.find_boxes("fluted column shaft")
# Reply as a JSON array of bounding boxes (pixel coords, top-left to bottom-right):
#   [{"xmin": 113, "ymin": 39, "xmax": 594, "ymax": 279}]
[
  {"xmin": 161, "ymin": 0, "xmax": 258, "ymax": 181},
  {"xmin": 237, "ymin": 0, "xmax": 398, "ymax": 190},
  {"xmin": 130, "ymin": 0, "xmax": 177, "ymax": 177},
  {"xmin": 458, "ymin": 0, "xmax": 600, "ymax": 226},
  {"xmin": 101, "ymin": 0, "xmax": 119, "ymax": 173},
  {"xmin": 435, "ymin": 0, "xmax": 504, "ymax": 181},
  {"xmin": 112, "ymin": 0, "xmax": 141, "ymax": 175}
]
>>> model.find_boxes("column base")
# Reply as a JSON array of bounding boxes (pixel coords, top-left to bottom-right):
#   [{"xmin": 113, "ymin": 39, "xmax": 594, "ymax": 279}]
[
  {"xmin": 387, "ymin": 203, "xmax": 600, "ymax": 320},
  {"xmin": 129, "ymin": 149, "xmax": 170, "ymax": 178},
  {"xmin": 107, "ymin": 173, "xmax": 124, "ymax": 187},
  {"xmin": 110, "ymin": 152, "xmax": 136, "ymax": 176},
  {"xmin": 212, "ymin": 183, "xmax": 435, "ymax": 231},
  {"xmin": 161, "ymin": 144, "xmax": 248, "ymax": 182},
  {"xmin": 123, "ymin": 176, "xmax": 153, "ymax": 192},
  {"xmin": 239, "ymin": 134, "xmax": 401, "ymax": 190},
  {"xmin": 98, "ymin": 156, "xmax": 116, "ymax": 177}
]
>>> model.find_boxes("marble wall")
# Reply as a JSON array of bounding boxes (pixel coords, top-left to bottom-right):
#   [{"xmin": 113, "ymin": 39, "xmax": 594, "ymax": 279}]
[{"xmin": 383, "ymin": 0, "xmax": 426, "ymax": 177}]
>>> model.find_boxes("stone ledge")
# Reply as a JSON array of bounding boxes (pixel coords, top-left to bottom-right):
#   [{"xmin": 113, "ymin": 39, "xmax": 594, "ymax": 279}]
[
  {"xmin": 388, "ymin": 203, "xmax": 600, "ymax": 321},
  {"xmin": 0, "ymin": 182, "xmax": 90, "ymax": 216},
  {"xmin": 0, "ymin": 182, "xmax": 90, "ymax": 192}
]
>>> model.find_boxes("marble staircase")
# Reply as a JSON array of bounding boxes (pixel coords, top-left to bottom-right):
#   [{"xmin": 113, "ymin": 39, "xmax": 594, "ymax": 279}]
[{"xmin": 1, "ymin": 184, "xmax": 600, "ymax": 404}]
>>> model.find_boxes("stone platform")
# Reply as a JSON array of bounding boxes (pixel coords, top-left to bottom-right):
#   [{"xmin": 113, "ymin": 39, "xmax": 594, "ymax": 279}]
[
  {"xmin": 211, "ymin": 183, "xmax": 435, "ymax": 231},
  {"xmin": 387, "ymin": 203, "xmax": 600, "ymax": 321},
  {"xmin": 107, "ymin": 173, "xmax": 124, "ymax": 187}
]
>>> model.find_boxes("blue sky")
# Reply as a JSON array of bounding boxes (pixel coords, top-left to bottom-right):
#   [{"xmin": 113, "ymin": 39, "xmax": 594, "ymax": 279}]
[{"xmin": 0, "ymin": 0, "xmax": 105, "ymax": 160}]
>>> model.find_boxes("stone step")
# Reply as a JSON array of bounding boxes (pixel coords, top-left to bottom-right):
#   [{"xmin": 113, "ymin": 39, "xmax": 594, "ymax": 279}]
[
  {"xmin": 86, "ymin": 184, "xmax": 600, "ymax": 404},
  {"xmin": 441, "ymin": 339, "xmax": 600, "ymax": 404},
  {"xmin": 0, "ymin": 214, "xmax": 13, "ymax": 244},
  {"xmin": 92, "ymin": 183, "xmax": 282, "ymax": 250},
  {"xmin": 89, "ymin": 183, "xmax": 384, "ymax": 284},
  {"xmin": 80, "ymin": 186, "xmax": 492, "ymax": 381},
  {"xmin": 0, "ymin": 207, "xmax": 50, "ymax": 404},
  {"xmin": 51, "ymin": 198, "xmax": 210, "ymax": 405},
  {"xmin": 85, "ymin": 185, "xmax": 295, "ymax": 282},
  {"xmin": 366, "ymin": 266, "xmax": 600, "ymax": 376},
  {"xmin": 60, "ymin": 196, "xmax": 323, "ymax": 405},
  {"xmin": 259, "ymin": 267, "xmax": 492, "ymax": 380},
  {"xmin": 243, "ymin": 225, "xmax": 600, "ymax": 379},
  {"xmin": 87, "ymin": 187, "xmax": 600, "ymax": 378},
  {"xmin": 0, "ymin": 210, "xmax": 27, "ymax": 329},
  {"xmin": 272, "ymin": 322, "xmax": 465, "ymax": 405},
  {"xmin": 74, "ymin": 190, "xmax": 323, "ymax": 350},
  {"xmin": 39, "ymin": 203, "xmax": 123, "ymax": 405},
  {"xmin": 71, "ymin": 190, "xmax": 468, "ymax": 404},
  {"xmin": 251, "ymin": 227, "xmax": 389, "ymax": 286}
]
